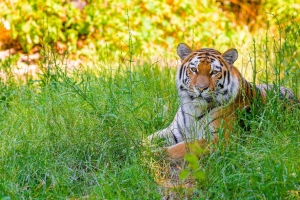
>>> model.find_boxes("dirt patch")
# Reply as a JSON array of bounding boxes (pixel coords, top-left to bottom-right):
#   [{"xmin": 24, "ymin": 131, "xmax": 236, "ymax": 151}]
[
  {"xmin": 0, "ymin": 48, "xmax": 83, "ymax": 83},
  {"xmin": 154, "ymin": 159, "xmax": 197, "ymax": 199}
]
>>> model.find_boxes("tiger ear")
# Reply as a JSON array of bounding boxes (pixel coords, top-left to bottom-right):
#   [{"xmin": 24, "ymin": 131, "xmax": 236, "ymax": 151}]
[
  {"xmin": 222, "ymin": 49, "xmax": 238, "ymax": 65},
  {"xmin": 177, "ymin": 43, "xmax": 192, "ymax": 61}
]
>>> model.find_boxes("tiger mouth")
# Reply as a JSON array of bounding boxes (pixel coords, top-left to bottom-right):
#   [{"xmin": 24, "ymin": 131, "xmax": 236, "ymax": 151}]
[
  {"xmin": 203, "ymin": 96, "xmax": 214, "ymax": 103},
  {"xmin": 196, "ymin": 94, "xmax": 214, "ymax": 103}
]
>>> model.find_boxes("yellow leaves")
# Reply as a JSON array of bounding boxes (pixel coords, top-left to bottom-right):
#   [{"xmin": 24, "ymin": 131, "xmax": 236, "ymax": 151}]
[
  {"xmin": 287, "ymin": 190, "xmax": 300, "ymax": 198},
  {"xmin": 292, "ymin": 51, "xmax": 297, "ymax": 58},
  {"xmin": 0, "ymin": 0, "xmax": 298, "ymax": 57}
]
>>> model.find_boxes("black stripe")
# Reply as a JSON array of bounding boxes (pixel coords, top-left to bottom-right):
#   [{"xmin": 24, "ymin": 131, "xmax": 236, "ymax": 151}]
[
  {"xmin": 197, "ymin": 114, "xmax": 205, "ymax": 120},
  {"xmin": 179, "ymin": 65, "xmax": 184, "ymax": 80},
  {"xmin": 210, "ymin": 55, "xmax": 218, "ymax": 60},
  {"xmin": 223, "ymin": 71, "xmax": 227, "ymax": 86},
  {"xmin": 215, "ymin": 65, "xmax": 221, "ymax": 70},
  {"xmin": 175, "ymin": 116, "xmax": 184, "ymax": 143},
  {"xmin": 210, "ymin": 131, "xmax": 219, "ymax": 134},
  {"xmin": 179, "ymin": 85, "xmax": 188, "ymax": 92},
  {"xmin": 181, "ymin": 106, "xmax": 186, "ymax": 127},
  {"xmin": 227, "ymin": 71, "xmax": 230, "ymax": 84},
  {"xmin": 184, "ymin": 79, "xmax": 188, "ymax": 84},
  {"xmin": 172, "ymin": 131, "xmax": 178, "ymax": 143},
  {"xmin": 230, "ymin": 83, "xmax": 234, "ymax": 94},
  {"xmin": 189, "ymin": 95, "xmax": 195, "ymax": 100},
  {"xmin": 206, "ymin": 115, "xmax": 223, "ymax": 126},
  {"xmin": 198, "ymin": 106, "xmax": 215, "ymax": 121},
  {"xmin": 217, "ymin": 69, "xmax": 223, "ymax": 80},
  {"xmin": 178, "ymin": 127, "xmax": 184, "ymax": 141}
]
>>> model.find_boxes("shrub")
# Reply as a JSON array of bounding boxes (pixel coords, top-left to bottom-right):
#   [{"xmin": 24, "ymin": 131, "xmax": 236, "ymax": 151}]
[{"xmin": 1, "ymin": 0, "xmax": 298, "ymax": 56}]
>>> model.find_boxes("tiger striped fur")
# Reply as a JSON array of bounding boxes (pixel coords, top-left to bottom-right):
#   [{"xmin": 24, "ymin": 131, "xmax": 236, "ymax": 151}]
[{"xmin": 148, "ymin": 43, "xmax": 296, "ymax": 159}]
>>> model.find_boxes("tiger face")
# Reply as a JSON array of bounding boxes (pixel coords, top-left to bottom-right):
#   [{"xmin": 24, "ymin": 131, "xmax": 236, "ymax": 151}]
[{"xmin": 176, "ymin": 43, "xmax": 239, "ymax": 106}]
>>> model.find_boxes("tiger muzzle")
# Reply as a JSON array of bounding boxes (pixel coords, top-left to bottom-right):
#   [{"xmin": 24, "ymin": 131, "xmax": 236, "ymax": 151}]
[{"xmin": 196, "ymin": 85, "xmax": 209, "ymax": 93}]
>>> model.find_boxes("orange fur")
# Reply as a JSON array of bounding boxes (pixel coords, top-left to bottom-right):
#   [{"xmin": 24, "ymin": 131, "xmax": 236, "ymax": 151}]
[{"xmin": 150, "ymin": 43, "xmax": 296, "ymax": 159}]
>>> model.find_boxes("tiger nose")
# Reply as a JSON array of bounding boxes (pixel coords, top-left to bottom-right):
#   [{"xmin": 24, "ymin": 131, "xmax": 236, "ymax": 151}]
[{"xmin": 196, "ymin": 85, "xmax": 208, "ymax": 92}]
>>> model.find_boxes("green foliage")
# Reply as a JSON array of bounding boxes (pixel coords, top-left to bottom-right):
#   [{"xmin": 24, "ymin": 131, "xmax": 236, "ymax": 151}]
[
  {"xmin": 1, "ymin": 0, "xmax": 76, "ymax": 51},
  {"xmin": 180, "ymin": 153, "xmax": 205, "ymax": 181},
  {"xmin": 0, "ymin": 57, "xmax": 178, "ymax": 198},
  {"xmin": 199, "ymin": 102, "xmax": 300, "ymax": 199},
  {"xmin": 0, "ymin": 0, "xmax": 299, "ymax": 199},
  {"xmin": 2, "ymin": 0, "xmax": 234, "ymax": 54},
  {"xmin": 1, "ymin": 32, "xmax": 299, "ymax": 197},
  {"xmin": 181, "ymin": 97, "xmax": 300, "ymax": 198},
  {"xmin": 2, "ymin": 0, "xmax": 298, "ymax": 56}
]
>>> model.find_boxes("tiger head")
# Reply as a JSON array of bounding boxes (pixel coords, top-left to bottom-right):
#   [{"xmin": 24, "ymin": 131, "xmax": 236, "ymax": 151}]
[{"xmin": 176, "ymin": 43, "xmax": 239, "ymax": 106}]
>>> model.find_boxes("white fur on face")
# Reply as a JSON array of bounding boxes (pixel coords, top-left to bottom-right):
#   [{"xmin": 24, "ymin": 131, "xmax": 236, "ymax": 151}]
[
  {"xmin": 211, "ymin": 59, "xmax": 222, "ymax": 72},
  {"xmin": 189, "ymin": 57, "xmax": 200, "ymax": 69}
]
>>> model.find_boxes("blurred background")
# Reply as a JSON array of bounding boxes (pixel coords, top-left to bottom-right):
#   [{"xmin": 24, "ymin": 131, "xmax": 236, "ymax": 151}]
[
  {"xmin": 0, "ymin": 0, "xmax": 299, "ymax": 85},
  {"xmin": 0, "ymin": 0, "xmax": 299, "ymax": 57}
]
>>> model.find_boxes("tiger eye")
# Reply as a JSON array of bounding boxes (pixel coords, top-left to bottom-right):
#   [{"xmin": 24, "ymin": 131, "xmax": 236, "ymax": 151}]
[
  {"xmin": 211, "ymin": 70, "xmax": 219, "ymax": 75},
  {"xmin": 190, "ymin": 67, "xmax": 197, "ymax": 72}
]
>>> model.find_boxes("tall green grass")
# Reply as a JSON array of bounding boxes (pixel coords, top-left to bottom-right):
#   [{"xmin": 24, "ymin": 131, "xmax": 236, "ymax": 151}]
[
  {"xmin": 0, "ymin": 57, "xmax": 178, "ymax": 198},
  {"xmin": 0, "ymin": 22, "xmax": 300, "ymax": 200},
  {"xmin": 189, "ymin": 98, "xmax": 300, "ymax": 199}
]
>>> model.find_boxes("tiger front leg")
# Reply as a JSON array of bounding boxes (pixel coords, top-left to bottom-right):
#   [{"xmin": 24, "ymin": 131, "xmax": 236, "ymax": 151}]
[
  {"xmin": 147, "ymin": 127, "xmax": 177, "ymax": 146},
  {"xmin": 166, "ymin": 135, "xmax": 219, "ymax": 159},
  {"xmin": 166, "ymin": 107, "xmax": 232, "ymax": 159},
  {"xmin": 147, "ymin": 107, "xmax": 187, "ymax": 146}
]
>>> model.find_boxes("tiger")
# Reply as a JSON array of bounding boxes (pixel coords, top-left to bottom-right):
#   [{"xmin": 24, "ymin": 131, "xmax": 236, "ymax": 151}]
[{"xmin": 148, "ymin": 43, "xmax": 296, "ymax": 159}]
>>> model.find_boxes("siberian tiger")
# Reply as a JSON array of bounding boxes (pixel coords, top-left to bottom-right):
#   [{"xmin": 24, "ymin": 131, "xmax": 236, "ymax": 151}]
[{"xmin": 148, "ymin": 43, "xmax": 296, "ymax": 159}]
